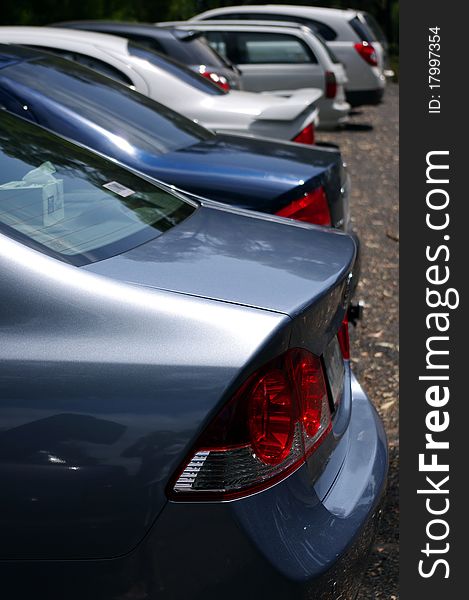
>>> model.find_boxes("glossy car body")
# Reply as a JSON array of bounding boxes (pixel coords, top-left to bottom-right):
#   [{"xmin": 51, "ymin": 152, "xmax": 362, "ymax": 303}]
[
  {"xmin": 0, "ymin": 44, "xmax": 350, "ymax": 230},
  {"xmin": 191, "ymin": 5, "xmax": 388, "ymax": 106},
  {"xmin": 161, "ymin": 19, "xmax": 350, "ymax": 128},
  {"xmin": 0, "ymin": 26, "xmax": 321, "ymax": 140},
  {"xmin": 51, "ymin": 20, "xmax": 243, "ymax": 91},
  {"xmin": 0, "ymin": 111, "xmax": 387, "ymax": 600}
]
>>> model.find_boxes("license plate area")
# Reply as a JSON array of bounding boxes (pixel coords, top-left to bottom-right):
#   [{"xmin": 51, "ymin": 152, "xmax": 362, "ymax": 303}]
[{"xmin": 323, "ymin": 336, "xmax": 345, "ymax": 408}]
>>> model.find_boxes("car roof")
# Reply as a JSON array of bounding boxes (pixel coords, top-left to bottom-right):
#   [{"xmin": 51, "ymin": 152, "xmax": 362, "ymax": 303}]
[
  {"xmin": 0, "ymin": 26, "xmax": 129, "ymax": 53},
  {"xmin": 264, "ymin": 5, "xmax": 357, "ymax": 18},
  {"xmin": 198, "ymin": 5, "xmax": 357, "ymax": 18},
  {"xmin": 166, "ymin": 20, "xmax": 312, "ymax": 32},
  {"xmin": 52, "ymin": 21, "xmax": 199, "ymax": 40},
  {"xmin": 194, "ymin": 5, "xmax": 359, "ymax": 27},
  {"xmin": 164, "ymin": 20, "xmax": 323, "ymax": 43}
]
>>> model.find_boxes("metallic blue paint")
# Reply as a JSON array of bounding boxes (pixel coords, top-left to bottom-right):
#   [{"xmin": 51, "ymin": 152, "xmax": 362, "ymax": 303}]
[
  {"xmin": 85, "ymin": 205, "xmax": 356, "ymax": 315},
  {"xmin": 0, "ymin": 92, "xmax": 385, "ymax": 600},
  {"xmin": 0, "ymin": 376, "xmax": 386, "ymax": 599},
  {"xmin": 0, "ymin": 44, "xmax": 346, "ymax": 224}
]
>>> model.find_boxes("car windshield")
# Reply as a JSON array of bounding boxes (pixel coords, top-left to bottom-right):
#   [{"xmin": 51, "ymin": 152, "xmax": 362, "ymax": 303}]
[
  {"xmin": 127, "ymin": 41, "xmax": 228, "ymax": 94},
  {"xmin": 0, "ymin": 113, "xmax": 195, "ymax": 266}
]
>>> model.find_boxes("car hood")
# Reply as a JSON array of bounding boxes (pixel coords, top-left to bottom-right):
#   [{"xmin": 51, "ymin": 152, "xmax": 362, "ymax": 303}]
[
  {"xmin": 143, "ymin": 133, "xmax": 340, "ymax": 209},
  {"xmin": 84, "ymin": 204, "xmax": 356, "ymax": 318}
]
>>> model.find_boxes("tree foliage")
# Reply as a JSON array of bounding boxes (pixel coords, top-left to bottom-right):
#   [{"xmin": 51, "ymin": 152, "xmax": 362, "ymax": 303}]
[{"xmin": 0, "ymin": 0, "xmax": 398, "ymax": 47}]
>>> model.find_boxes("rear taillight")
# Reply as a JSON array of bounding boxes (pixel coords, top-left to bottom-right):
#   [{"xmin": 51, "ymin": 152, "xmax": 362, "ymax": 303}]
[
  {"xmin": 199, "ymin": 66, "xmax": 231, "ymax": 91},
  {"xmin": 325, "ymin": 70, "xmax": 337, "ymax": 99},
  {"xmin": 337, "ymin": 315, "xmax": 350, "ymax": 360},
  {"xmin": 354, "ymin": 41, "xmax": 378, "ymax": 66},
  {"xmin": 295, "ymin": 352, "xmax": 330, "ymax": 455},
  {"xmin": 168, "ymin": 348, "xmax": 331, "ymax": 501},
  {"xmin": 276, "ymin": 186, "xmax": 331, "ymax": 226},
  {"xmin": 292, "ymin": 122, "xmax": 315, "ymax": 145}
]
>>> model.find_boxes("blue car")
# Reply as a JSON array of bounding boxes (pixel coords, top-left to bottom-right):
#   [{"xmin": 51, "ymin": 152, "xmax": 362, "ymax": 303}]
[
  {"xmin": 0, "ymin": 111, "xmax": 386, "ymax": 600},
  {"xmin": 0, "ymin": 44, "xmax": 349, "ymax": 230}
]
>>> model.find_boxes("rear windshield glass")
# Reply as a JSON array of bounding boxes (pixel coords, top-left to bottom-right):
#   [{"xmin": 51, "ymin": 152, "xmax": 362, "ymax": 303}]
[
  {"xmin": 116, "ymin": 32, "xmax": 167, "ymax": 55},
  {"xmin": 292, "ymin": 18, "xmax": 337, "ymax": 42},
  {"xmin": 128, "ymin": 41, "xmax": 227, "ymax": 94},
  {"xmin": 311, "ymin": 31, "xmax": 341, "ymax": 64},
  {"xmin": 348, "ymin": 16, "xmax": 373, "ymax": 43},
  {"xmin": 178, "ymin": 33, "xmax": 228, "ymax": 67},
  {"xmin": 0, "ymin": 113, "xmax": 195, "ymax": 266},
  {"xmin": 28, "ymin": 45, "xmax": 135, "ymax": 86},
  {"xmin": 361, "ymin": 13, "xmax": 387, "ymax": 43},
  {"xmin": 108, "ymin": 29, "xmax": 227, "ymax": 68},
  {"xmin": 204, "ymin": 13, "xmax": 337, "ymax": 41},
  {"xmin": 1, "ymin": 57, "xmax": 214, "ymax": 155}
]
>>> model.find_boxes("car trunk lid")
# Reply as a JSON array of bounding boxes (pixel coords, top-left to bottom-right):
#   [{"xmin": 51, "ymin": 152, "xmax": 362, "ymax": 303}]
[{"xmin": 84, "ymin": 203, "xmax": 357, "ymax": 318}]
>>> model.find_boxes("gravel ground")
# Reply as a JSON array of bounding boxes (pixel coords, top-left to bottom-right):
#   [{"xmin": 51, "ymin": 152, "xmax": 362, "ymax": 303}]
[{"xmin": 320, "ymin": 84, "xmax": 399, "ymax": 600}]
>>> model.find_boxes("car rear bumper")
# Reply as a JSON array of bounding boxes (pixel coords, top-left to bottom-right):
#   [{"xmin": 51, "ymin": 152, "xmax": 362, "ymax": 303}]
[
  {"xmin": 0, "ymin": 374, "xmax": 387, "ymax": 599},
  {"xmin": 317, "ymin": 98, "xmax": 351, "ymax": 130},
  {"xmin": 346, "ymin": 87, "xmax": 385, "ymax": 107}
]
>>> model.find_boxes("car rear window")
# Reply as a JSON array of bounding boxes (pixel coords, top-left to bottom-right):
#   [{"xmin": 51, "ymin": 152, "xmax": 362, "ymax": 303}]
[
  {"xmin": 0, "ymin": 57, "xmax": 214, "ymax": 155},
  {"xmin": 178, "ymin": 33, "xmax": 228, "ymax": 67},
  {"xmin": 232, "ymin": 32, "xmax": 317, "ymax": 64},
  {"xmin": 27, "ymin": 45, "xmax": 135, "ymax": 87},
  {"xmin": 119, "ymin": 32, "xmax": 167, "ymax": 55},
  {"xmin": 348, "ymin": 16, "xmax": 374, "ymax": 43},
  {"xmin": 123, "ymin": 30, "xmax": 228, "ymax": 68},
  {"xmin": 203, "ymin": 13, "xmax": 337, "ymax": 41},
  {"xmin": 361, "ymin": 13, "xmax": 387, "ymax": 44},
  {"xmin": 127, "ymin": 41, "xmax": 227, "ymax": 94},
  {"xmin": 311, "ymin": 31, "xmax": 341, "ymax": 64},
  {"xmin": 0, "ymin": 113, "xmax": 195, "ymax": 266}
]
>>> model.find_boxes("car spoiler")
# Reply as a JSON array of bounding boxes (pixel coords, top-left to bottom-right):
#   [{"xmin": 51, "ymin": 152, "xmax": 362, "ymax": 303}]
[{"xmin": 257, "ymin": 88, "xmax": 322, "ymax": 121}]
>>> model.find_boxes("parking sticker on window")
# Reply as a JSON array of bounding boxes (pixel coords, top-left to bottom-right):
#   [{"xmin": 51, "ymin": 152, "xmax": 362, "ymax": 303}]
[{"xmin": 103, "ymin": 181, "xmax": 135, "ymax": 197}]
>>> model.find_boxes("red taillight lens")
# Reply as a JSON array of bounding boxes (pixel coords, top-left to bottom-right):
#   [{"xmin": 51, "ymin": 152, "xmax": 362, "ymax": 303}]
[
  {"xmin": 276, "ymin": 186, "xmax": 331, "ymax": 226},
  {"xmin": 168, "ymin": 348, "xmax": 332, "ymax": 501},
  {"xmin": 354, "ymin": 41, "xmax": 378, "ymax": 66},
  {"xmin": 296, "ymin": 352, "xmax": 328, "ymax": 440},
  {"xmin": 292, "ymin": 121, "xmax": 315, "ymax": 145},
  {"xmin": 325, "ymin": 70, "xmax": 337, "ymax": 99},
  {"xmin": 337, "ymin": 315, "xmax": 350, "ymax": 360},
  {"xmin": 249, "ymin": 369, "xmax": 295, "ymax": 464},
  {"xmin": 199, "ymin": 67, "xmax": 231, "ymax": 91}
]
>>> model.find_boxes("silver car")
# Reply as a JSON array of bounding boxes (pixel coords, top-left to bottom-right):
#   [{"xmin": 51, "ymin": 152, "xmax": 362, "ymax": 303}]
[
  {"xmin": 191, "ymin": 5, "xmax": 388, "ymax": 107},
  {"xmin": 162, "ymin": 20, "xmax": 350, "ymax": 129}
]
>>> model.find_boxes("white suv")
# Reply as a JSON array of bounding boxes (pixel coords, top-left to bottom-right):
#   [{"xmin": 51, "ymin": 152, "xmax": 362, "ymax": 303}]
[
  {"xmin": 191, "ymin": 5, "xmax": 388, "ymax": 107},
  {"xmin": 161, "ymin": 20, "xmax": 350, "ymax": 128}
]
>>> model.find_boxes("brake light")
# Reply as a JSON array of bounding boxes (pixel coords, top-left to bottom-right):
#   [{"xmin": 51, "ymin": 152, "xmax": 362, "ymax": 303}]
[
  {"xmin": 295, "ymin": 352, "xmax": 329, "ymax": 451},
  {"xmin": 337, "ymin": 315, "xmax": 350, "ymax": 360},
  {"xmin": 325, "ymin": 70, "xmax": 337, "ymax": 99},
  {"xmin": 354, "ymin": 41, "xmax": 378, "ymax": 66},
  {"xmin": 168, "ymin": 348, "xmax": 331, "ymax": 501},
  {"xmin": 292, "ymin": 122, "xmax": 315, "ymax": 145},
  {"xmin": 199, "ymin": 66, "xmax": 231, "ymax": 91},
  {"xmin": 249, "ymin": 368, "xmax": 294, "ymax": 464},
  {"xmin": 276, "ymin": 186, "xmax": 331, "ymax": 226}
]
